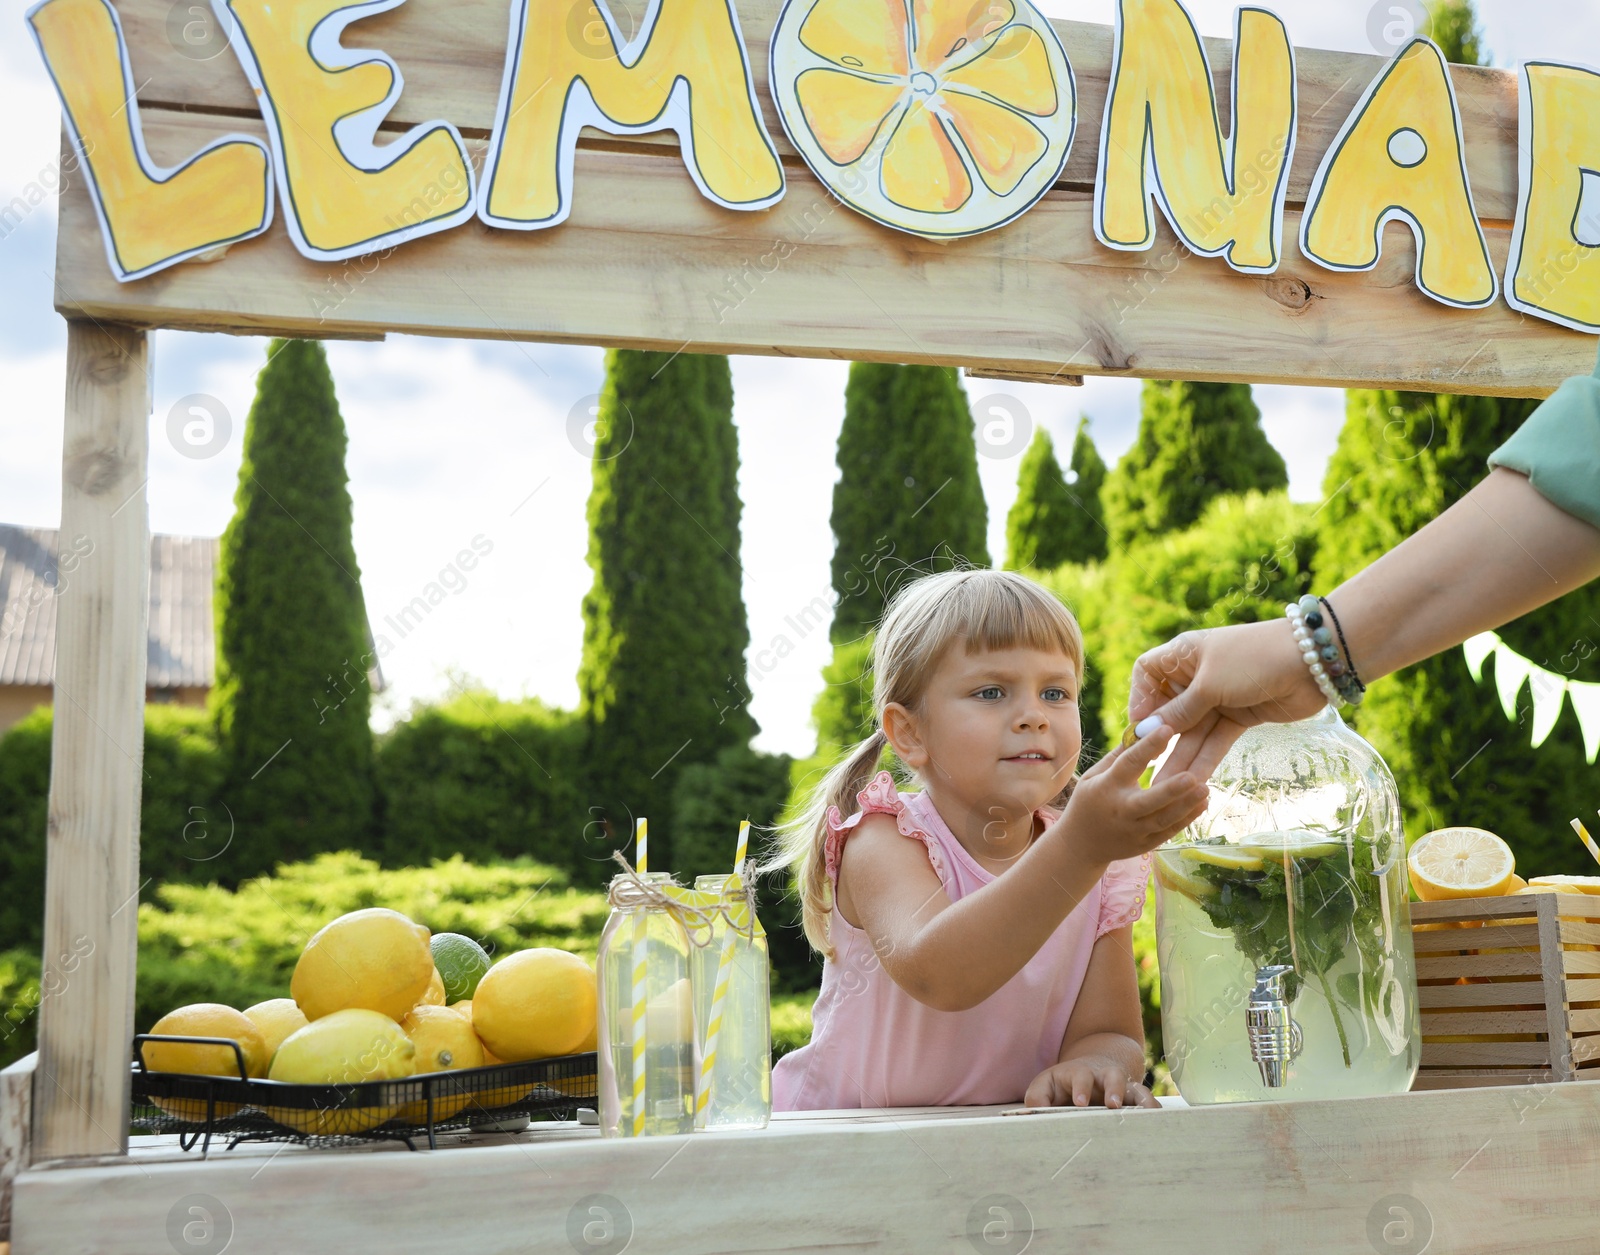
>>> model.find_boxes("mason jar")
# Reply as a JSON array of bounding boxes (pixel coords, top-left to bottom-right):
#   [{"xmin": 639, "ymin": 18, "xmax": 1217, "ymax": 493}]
[
  {"xmin": 690, "ymin": 874, "xmax": 771, "ymax": 1130},
  {"xmin": 596, "ymin": 872, "xmax": 697, "ymax": 1136}
]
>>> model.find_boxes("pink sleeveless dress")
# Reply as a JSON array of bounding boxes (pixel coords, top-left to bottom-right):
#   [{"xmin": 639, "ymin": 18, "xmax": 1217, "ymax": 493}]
[{"xmin": 772, "ymin": 771, "xmax": 1152, "ymax": 1111}]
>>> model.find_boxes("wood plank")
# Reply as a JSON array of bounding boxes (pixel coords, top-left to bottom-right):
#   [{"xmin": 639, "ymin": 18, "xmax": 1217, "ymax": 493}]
[
  {"xmin": 1418, "ymin": 980, "xmax": 1545, "ymax": 1009},
  {"xmin": 30, "ymin": 323, "xmax": 149, "ymax": 1163},
  {"xmin": 1421, "ymin": 1042, "xmax": 1555, "ymax": 1066},
  {"xmin": 14, "ymin": 1082, "xmax": 1600, "ymax": 1254},
  {"xmin": 1411, "ymin": 1069, "xmax": 1557, "ymax": 1090},
  {"xmin": 54, "ymin": 113, "xmax": 1599, "ymax": 396},
  {"xmin": 0, "ymin": 1054, "xmax": 34, "ymax": 1245},
  {"xmin": 1416, "ymin": 952, "xmax": 1544, "ymax": 980},
  {"xmin": 1409, "ymin": 894, "xmax": 1594, "ymax": 923},
  {"xmin": 1419, "ymin": 1010, "xmax": 1556, "ymax": 1034},
  {"xmin": 1411, "ymin": 923, "xmax": 1541, "ymax": 953},
  {"xmin": 1569, "ymin": 976, "xmax": 1600, "ymax": 1003},
  {"xmin": 1559, "ymin": 920, "xmax": 1600, "ymax": 946},
  {"xmin": 1565, "ymin": 952, "xmax": 1600, "ymax": 976},
  {"xmin": 1538, "ymin": 894, "xmax": 1576, "ymax": 1081},
  {"xmin": 111, "ymin": 0, "xmax": 1524, "ymax": 220}
]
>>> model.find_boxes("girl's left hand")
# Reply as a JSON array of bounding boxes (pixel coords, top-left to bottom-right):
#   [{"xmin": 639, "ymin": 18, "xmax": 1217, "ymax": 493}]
[{"xmin": 1023, "ymin": 1058, "xmax": 1160, "ymax": 1110}]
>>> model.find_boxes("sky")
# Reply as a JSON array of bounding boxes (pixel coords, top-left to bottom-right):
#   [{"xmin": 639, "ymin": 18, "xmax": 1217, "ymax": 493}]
[{"xmin": 4, "ymin": 0, "xmax": 1599, "ymax": 757}]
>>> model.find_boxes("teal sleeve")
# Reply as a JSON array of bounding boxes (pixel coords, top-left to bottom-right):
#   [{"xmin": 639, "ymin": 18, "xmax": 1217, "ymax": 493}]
[{"xmin": 1487, "ymin": 342, "xmax": 1600, "ymax": 531}]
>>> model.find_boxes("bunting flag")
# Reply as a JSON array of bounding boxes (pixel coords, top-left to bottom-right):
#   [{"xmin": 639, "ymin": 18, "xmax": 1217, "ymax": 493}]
[{"xmin": 1461, "ymin": 631, "xmax": 1600, "ymax": 763}]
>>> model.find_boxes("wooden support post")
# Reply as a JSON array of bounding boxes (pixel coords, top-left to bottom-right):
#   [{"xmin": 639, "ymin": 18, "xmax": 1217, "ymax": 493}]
[
  {"xmin": 0, "ymin": 1052, "xmax": 36, "ymax": 1245},
  {"xmin": 31, "ymin": 322, "xmax": 151, "ymax": 1162}
]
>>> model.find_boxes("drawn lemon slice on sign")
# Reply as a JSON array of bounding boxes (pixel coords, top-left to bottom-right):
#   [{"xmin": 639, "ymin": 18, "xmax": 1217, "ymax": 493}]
[{"xmin": 770, "ymin": 0, "xmax": 1076, "ymax": 238}]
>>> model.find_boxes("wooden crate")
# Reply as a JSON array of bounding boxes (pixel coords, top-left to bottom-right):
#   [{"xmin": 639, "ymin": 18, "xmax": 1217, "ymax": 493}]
[{"xmin": 1411, "ymin": 892, "xmax": 1600, "ymax": 1090}]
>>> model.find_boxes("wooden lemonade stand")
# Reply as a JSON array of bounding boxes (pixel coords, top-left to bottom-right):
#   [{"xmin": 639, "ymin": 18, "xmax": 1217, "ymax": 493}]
[{"xmin": 6, "ymin": 0, "xmax": 1600, "ymax": 1248}]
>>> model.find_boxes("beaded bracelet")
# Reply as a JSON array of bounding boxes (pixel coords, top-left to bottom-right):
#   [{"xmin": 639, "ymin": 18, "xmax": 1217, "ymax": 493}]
[{"xmin": 1285, "ymin": 594, "xmax": 1366, "ymax": 708}]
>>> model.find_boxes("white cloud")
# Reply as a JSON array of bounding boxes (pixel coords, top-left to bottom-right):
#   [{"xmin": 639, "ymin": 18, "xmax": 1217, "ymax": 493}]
[{"xmin": 4, "ymin": 0, "xmax": 1592, "ymax": 760}]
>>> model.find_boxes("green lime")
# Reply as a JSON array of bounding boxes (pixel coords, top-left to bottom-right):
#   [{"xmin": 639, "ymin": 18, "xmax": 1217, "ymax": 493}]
[{"xmin": 430, "ymin": 933, "xmax": 492, "ymax": 1004}]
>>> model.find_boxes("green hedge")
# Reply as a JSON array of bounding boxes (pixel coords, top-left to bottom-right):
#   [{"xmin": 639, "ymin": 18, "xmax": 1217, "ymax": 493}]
[
  {"xmin": 0, "ymin": 705, "xmax": 226, "ymax": 955},
  {"xmin": 372, "ymin": 693, "xmax": 600, "ymax": 881}
]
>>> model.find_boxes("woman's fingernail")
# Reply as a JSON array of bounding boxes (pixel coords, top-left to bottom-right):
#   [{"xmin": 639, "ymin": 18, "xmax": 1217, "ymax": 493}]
[{"xmin": 1135, "ymin": 715, "xmax": 1164, "ymax": 738}]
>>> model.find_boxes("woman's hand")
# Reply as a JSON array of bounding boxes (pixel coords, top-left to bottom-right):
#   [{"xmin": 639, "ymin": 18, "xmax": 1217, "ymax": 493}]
[
  {"xmin": 1052, "ymin": 723, "xmax": 1211, "ymax": 867},
  {"xmin": 1024, "ymin": 1054, "xmax": 1160, "ymax": 1110},
  {"xmin": 1127, "ymin": 619, "xmax": 1326, "ymax": 783}
]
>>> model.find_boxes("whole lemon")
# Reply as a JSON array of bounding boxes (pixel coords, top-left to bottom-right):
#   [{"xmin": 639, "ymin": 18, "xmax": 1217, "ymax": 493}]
[
  {"xmin": 144, "ymin": 1003, "xmax": 268, "ymax": 1122},
  {"xmin": 266, "ymin": 1008, "xmax": 415, "ymax": 1135},
  {"xmin": 396, "ymin": 1005, "xmax": 485, "ymax": 1123},
  {"xmin": 243, "ymin": 998, "xmax": 309, "ymax": 1064},
  {"xmin": 418, "ymin": 967, "xmax": 447, "ymax": 1007},
  {"xmin": 472, "ymin": 949, "xmax": 596, "ymax": 1063},
  {"xmin": 291, "ymin": 908, "xmax": 433, "ymax": 1022}
]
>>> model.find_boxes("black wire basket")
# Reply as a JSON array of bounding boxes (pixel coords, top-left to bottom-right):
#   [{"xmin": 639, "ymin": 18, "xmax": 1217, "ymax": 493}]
[{"xmin": 131, "ymin": 1034, "xmax": 599, "ymax": 1153}]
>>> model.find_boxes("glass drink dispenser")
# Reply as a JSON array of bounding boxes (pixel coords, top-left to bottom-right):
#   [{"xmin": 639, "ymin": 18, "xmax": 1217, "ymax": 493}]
[{"xmin": 1153, "ymin": 708, "xmax": 1420, "ymax": 1103}]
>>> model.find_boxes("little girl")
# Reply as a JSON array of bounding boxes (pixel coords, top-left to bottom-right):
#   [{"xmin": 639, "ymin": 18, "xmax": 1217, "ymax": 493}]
[{"xmin": 767, "ymin": 568, "xmax": 1210, "ymax": 1111}]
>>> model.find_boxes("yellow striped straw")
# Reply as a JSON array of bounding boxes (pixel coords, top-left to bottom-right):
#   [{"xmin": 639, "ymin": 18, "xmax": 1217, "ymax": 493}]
[
  {"xmin": 1573, "ymin": 817, "xmax": 1600, "ymax": 869},
  {"xmin": 695, "ymin": 820, "xmax": 750, "ymax": 1119},
  {"xmin": 630, "ymin": 817, "xmax": 648, "ymax": 1136}
]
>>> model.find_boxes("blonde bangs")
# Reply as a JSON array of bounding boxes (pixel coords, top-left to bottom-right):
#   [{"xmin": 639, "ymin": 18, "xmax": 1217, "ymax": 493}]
[{"xmin": 951, "ymin": 573, "xmax": 1084, "ymax": 669}]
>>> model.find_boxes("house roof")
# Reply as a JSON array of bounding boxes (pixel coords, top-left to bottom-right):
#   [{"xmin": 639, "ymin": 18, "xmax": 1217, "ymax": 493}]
[
  {"xmin": 0, "ymin": 524, "xmax": 383, "ymax": 692},
  {"xmin": 0, "ymin": 524, "xmax": 218, "ymax": 688}
]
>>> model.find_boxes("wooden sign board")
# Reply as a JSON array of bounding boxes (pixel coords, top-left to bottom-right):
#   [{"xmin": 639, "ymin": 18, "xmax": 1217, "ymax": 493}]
[{"xmin": 38, "ymin": 0, "xmax": 1600, "ymax": 395}]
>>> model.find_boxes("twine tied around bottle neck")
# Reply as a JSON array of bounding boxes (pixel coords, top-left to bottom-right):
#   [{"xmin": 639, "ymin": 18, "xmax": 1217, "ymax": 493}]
[{"xmin": 607, "ymin": 851, "xmax": 758, "ymax": 946}]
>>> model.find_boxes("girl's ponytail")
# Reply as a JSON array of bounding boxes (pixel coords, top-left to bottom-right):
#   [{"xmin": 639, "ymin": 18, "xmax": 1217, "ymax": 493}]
[{"xmin": 760, "ymin": 727, "xmax": 889, "ymax": 961}]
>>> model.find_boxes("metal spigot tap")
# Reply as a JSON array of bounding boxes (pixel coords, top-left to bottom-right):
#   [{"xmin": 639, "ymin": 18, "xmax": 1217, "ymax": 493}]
[{"xmin": 1246, "ymin": 965, "xmax": 1303, "ymax": 1088}]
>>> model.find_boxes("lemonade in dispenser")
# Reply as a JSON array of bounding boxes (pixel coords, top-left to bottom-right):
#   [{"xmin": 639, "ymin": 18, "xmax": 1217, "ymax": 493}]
[{"xmin": 1153, "ymin": 707, "xmax": 1420, "ymax": 1103}]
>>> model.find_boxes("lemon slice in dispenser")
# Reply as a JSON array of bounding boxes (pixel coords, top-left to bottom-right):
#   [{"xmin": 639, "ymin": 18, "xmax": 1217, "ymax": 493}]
[{"xmin": 1154, "ymin": 850, "xmax": 1219, "ymax": 902}]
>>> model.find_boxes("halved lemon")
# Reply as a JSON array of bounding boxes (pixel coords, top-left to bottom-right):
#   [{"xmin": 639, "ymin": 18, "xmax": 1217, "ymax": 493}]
[
  {"xmin": 1527, "ymin": 875, "xmax": 1600, "ymax": 895},
  {"xmin": 1407, "ymin": 828, "xmax": 1516, "ymax": 901},
  {"xmin": 771, "ymin": 0, "xmax": 1076, "ymax": 238}
]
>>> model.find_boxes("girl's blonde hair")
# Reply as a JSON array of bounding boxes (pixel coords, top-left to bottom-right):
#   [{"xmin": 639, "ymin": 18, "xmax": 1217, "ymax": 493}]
[{"xmin": 762, "ymin": 568, "xmax": 1084, "ymax": 960}]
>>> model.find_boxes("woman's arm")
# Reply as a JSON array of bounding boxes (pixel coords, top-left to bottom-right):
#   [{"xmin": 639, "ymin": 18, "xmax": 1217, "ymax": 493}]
[
  {"xmin": 1024, "ymin": 928, "xmax": 1157, "ymax": 1109},
  {"xmin": 1131, "ymin": 468, "xmax": 1600, "ymax": 780},
  {"xmin": 1325, "ymin": 467, "xmax": 1600, "ymax": 680}
]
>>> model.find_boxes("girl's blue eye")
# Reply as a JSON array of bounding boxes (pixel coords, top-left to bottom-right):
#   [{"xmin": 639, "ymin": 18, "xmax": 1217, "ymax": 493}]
[
  {"xmin": 977, "ymin": 686, "xmax": 1003, "ymax": 700},
  {"xmin": 1043, "ymin": 687, "xmax": 1070, "ymax": 702}
]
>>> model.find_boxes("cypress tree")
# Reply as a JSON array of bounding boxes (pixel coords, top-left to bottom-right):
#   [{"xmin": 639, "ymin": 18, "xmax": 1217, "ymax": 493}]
[
  {"xmin": 828, "ymin": 364, "xmax": 990, "ymax": 642},
  {"xmin": 1005, "ymin": 418, "xmax": 1107, "ymax": 571},
  {"xmin": 1102, "ymin": 381, "xmax": 1287, "ymax": 549},
  {"xmin": 578, "ymin": 349, "xmax": 753, "ymax": 873},
  {"xmin": 213, "ymin": 339, "xmax": 375, "ymax": 871},
  {"xmin": 1315, "ymin": 2, "xmax": 1600, "ymax": 875}
]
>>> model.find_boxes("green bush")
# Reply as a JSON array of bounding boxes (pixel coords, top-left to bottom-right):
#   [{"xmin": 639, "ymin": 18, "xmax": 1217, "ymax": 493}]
[
  {"xmin": 670, "ymin": 745, "xmax": 820, "ymax": 994},
  {"xmin": 0, "ymin": 706, "xmax": 225, "ymax": 954},
  {"xmin": 373, "ymin": 693, "xmax": 600, "ymax": 882},
  {"xmin": 0, "ymin": 947, "xmax": 42, "ymax": 1071}
]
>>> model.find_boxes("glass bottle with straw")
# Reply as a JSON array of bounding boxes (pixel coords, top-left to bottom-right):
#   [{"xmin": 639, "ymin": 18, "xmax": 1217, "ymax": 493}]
[
  {"xmin": 692, "ymin": 820, "xmax": 772, "ymax": 1131},
  {"xmin": 597, "ymin": 818, "xmax": 698, "ymax": 1137}
]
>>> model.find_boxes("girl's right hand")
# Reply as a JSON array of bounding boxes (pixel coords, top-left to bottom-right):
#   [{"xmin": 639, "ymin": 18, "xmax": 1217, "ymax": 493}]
[{"xmin": 1055, "ymin": 725, "xmax": 1211, "ymax": 867}]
